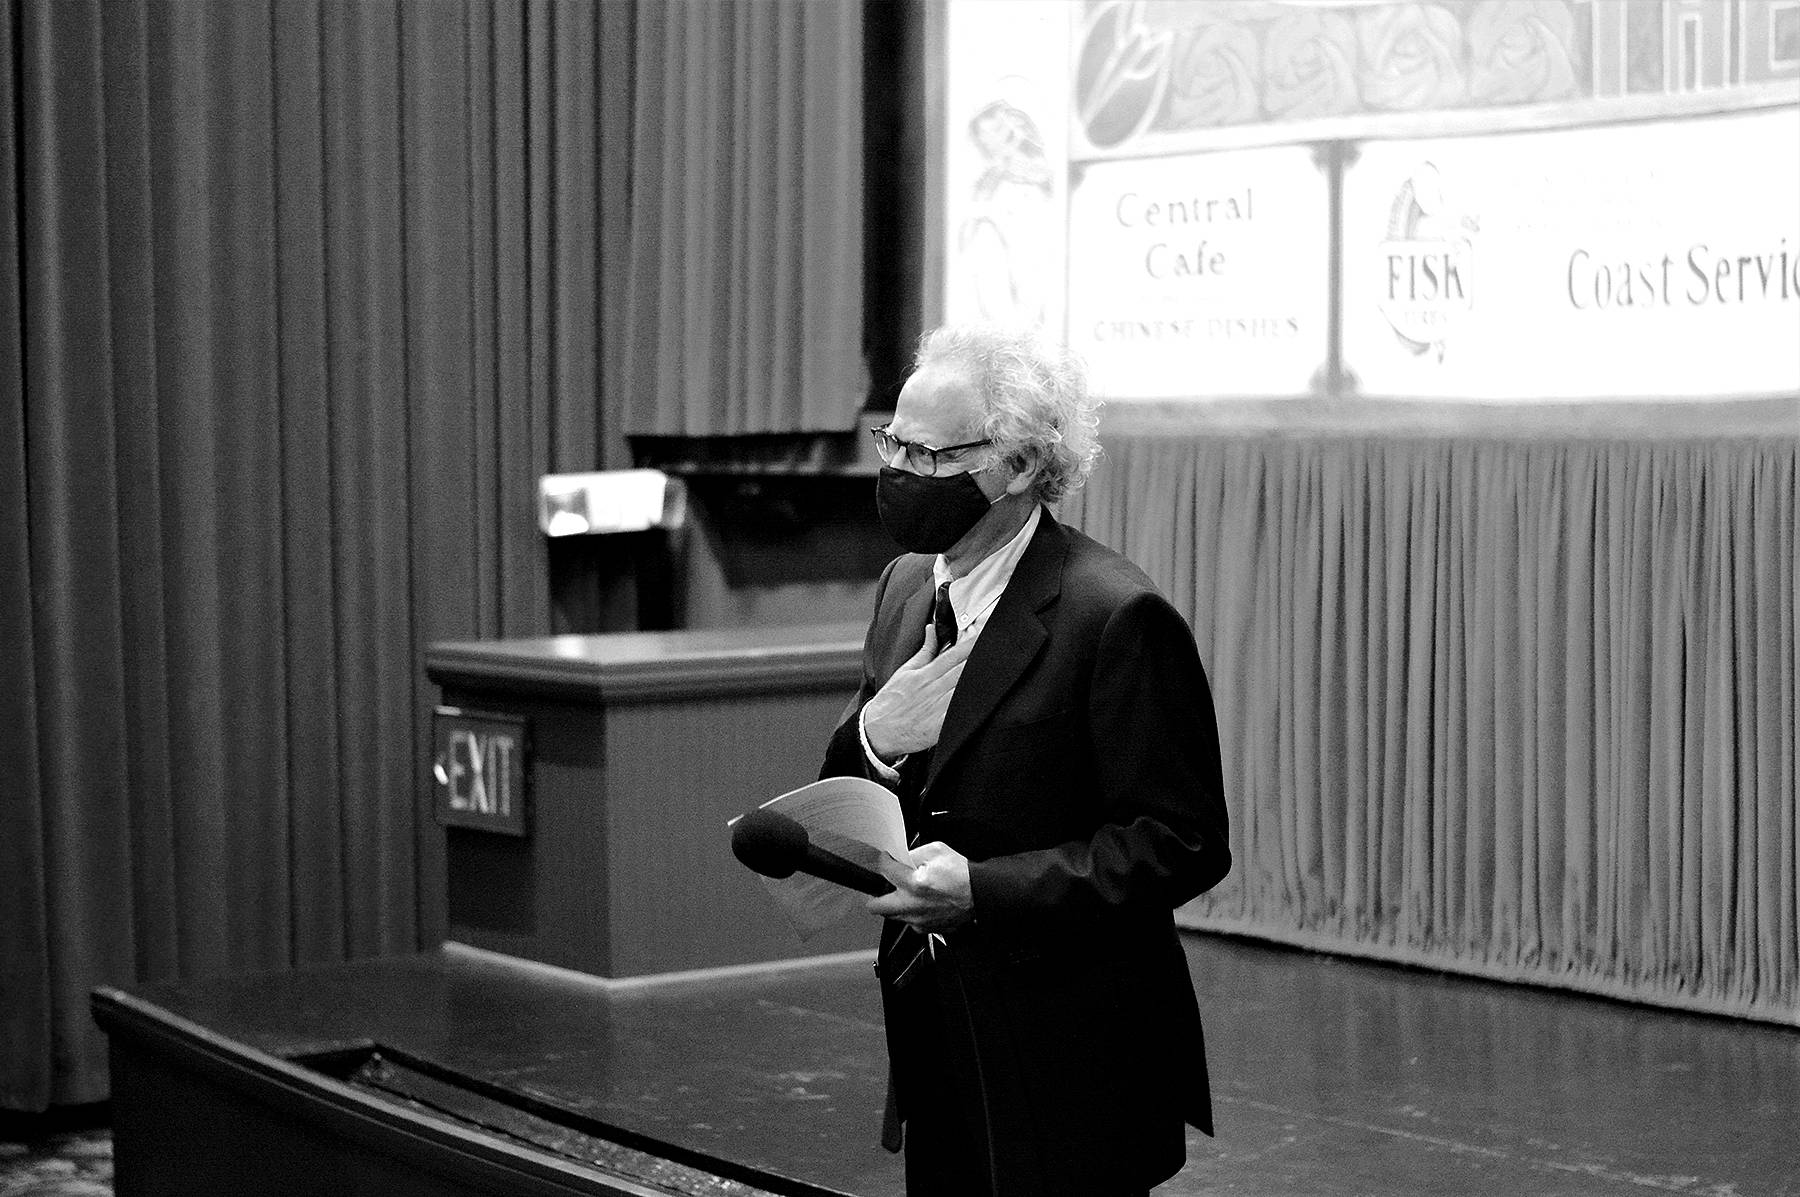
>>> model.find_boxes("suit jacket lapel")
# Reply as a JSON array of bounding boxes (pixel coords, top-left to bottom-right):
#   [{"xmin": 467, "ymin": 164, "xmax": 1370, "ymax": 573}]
[
  {"xmin": 877, "ymin": 560, "xmax": 938, "ymax": 681},
  {"xmin": 925, "ymin": 513, "xmax": 1066, "ymax": 792}
]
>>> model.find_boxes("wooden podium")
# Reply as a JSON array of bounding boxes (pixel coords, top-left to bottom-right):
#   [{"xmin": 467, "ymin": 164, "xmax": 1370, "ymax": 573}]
[{"xmin": 424, "ymin": 623, "xmax": 870, "ymax": 979}]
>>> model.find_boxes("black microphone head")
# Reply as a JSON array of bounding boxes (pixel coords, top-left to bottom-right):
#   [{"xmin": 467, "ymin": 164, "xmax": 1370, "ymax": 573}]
[{"xmin": 731, "ymin": 808, "xmax": 810, "ymax": 879}]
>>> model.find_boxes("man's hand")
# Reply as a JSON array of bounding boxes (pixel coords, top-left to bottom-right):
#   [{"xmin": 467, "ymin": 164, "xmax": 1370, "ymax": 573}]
[
  {"xmin": 862, "ymin": 623, "xmax": 972, "ymax": 759},
  {"xmin": 867, "ymin": 841, "xmax": 973, "ymax": 932}
]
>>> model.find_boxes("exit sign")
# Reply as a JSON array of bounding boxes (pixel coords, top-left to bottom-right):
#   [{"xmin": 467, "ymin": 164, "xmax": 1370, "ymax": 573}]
[{"xmin": 433, "ymin": 707, "xmax": 529, "ymax": 836}]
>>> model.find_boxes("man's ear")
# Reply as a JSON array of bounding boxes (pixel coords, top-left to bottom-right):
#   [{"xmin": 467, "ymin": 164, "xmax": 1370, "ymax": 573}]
[{"xmin": 1003, "ymin": 447, "xmax": 1040, "ymax": 496}]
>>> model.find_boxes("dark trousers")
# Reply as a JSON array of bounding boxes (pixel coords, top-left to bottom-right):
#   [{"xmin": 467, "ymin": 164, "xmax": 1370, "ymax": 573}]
[
  {"xmin": 892, "ymin": 948, "xmax": 991, "ymax": 1196},
  {"xmin": 904, "ymin": 1112, "xmax": 1149, "ymax": 1197},
  {"xmin": 902, "ymin": 1097, "xmax": 987, "ymax": 1196},
  {"xmin": 891, "ymin": 952, "xmax": 1152, "ymax": 1197}
]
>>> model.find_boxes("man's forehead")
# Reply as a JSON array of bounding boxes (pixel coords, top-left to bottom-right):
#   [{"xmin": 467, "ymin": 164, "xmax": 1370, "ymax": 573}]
[{"xmin": 894, "ymin": 365, "xmax": 981, "ymax": 440}]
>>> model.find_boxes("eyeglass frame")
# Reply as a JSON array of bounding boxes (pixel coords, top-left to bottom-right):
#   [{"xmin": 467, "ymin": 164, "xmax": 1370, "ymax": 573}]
[{"xmin": 870, "ymin": 424, "xmax": 994, "ymax": 477}]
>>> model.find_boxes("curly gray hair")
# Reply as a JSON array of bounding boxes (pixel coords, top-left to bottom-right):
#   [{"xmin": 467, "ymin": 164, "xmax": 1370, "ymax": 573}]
[{"xmin": 913, "ymin": 324, "xmax": 1101, "ymax": 505}]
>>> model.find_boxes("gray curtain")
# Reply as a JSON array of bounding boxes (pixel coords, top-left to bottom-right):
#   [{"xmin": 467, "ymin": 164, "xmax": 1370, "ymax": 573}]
[
  {"xmin": 1064, "ymin": 405, "xmax": 1798, "ymax": 1023},
  {"xmin": 0, "ymin": 0, "xmax": 634, "ymax": 1111},
  {"xmin": 622, "ymin": 0, "xmax": 868, "ymax": 434}
]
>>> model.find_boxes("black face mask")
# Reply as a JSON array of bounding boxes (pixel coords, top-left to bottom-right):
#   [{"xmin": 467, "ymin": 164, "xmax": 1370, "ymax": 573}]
[{"xmin": 876, "ymin": 466, "xmax": 996, "ymax": 554}]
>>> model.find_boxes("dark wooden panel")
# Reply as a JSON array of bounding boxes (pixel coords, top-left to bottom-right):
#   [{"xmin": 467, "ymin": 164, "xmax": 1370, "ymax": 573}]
[
  {"xmin": 605, "ymin": 691, "xmax": 873, "ymax": 976},
  {"xmin": 98, "ymin": 991, "xmax": 653, "ymax": 1197},
  {"xmin": 441, "ymin": 693, "xmax": 612, "ymax": 974}
]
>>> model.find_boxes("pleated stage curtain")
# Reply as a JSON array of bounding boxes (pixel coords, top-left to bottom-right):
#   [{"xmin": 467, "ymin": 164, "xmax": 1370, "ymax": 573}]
[
  {"xmin": 0, "ymin": 0, "xmax": 633, "ymax": 1111},
  {"xmin": 1062, "ymin": 404, "xmax": 1798, "ymax": 1024},
  {"xmin": 622, "ymin": 0, "xmax": 868, "ymax": 435}
]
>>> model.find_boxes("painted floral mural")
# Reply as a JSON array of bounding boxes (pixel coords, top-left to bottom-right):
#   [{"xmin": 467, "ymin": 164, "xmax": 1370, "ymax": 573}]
[{"xmin": 1074, "ymin": 0, "xmax": 1793, "ymax": 151}]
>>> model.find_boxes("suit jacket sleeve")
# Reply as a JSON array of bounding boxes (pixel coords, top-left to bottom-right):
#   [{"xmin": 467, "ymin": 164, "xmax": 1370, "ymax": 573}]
[{"xmin": 967, "ymin": 589, "xmax": 1231, "ymax": 933}]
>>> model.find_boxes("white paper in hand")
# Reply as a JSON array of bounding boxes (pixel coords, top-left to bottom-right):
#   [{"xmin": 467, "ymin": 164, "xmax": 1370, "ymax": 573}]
[{"xmin": 729, "ymin": 777, "xmax": 911, "ymax": 939}]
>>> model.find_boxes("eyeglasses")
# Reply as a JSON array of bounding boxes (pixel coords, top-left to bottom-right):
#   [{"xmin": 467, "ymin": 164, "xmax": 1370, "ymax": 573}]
[{"xmin": 870, "ymin": 425, "xmax": 993, "ymax": 477}]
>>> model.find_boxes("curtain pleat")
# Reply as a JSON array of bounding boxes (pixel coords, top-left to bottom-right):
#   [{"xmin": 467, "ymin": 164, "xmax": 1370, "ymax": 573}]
[
  {"xmin": 622, "ymin": 0, "xmax": 865, "ymax": 435},
  {"xmin": 13, "ymin": 0, "xmax": 144, "ymax": 1105},
  {"xmin": 0, "ymin": 0, "xmax": 51, "ymax": 1113},
  {"xmin": 2, "ymin": 0, "xmax": 632, "ymax": 1111},
  {"xmin": 1064, "ymin": 423, "xmax": 1798, "ymax": 1022},
  {"xmin": 272, "ymin": 0, "xmax": 342, "ymax": 967}
]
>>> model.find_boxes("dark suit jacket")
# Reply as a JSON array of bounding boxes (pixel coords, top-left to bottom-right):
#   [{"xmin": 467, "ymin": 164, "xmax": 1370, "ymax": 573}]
[{"xmin": 821, "ymin": 510, "xmax": 1231, "ymax": 1195}]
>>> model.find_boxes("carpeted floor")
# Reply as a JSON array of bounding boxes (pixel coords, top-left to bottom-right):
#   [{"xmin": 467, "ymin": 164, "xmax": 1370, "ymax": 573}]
[{"xmin": 0, "ymin": 1107, "xmax": 113, "ymax": 1197}]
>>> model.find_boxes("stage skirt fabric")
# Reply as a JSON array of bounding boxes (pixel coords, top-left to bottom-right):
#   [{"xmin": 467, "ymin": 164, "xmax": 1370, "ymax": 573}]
[{"xmin": 1064, "ymin": 402, "xmax": 1797, "ymax": 1025}]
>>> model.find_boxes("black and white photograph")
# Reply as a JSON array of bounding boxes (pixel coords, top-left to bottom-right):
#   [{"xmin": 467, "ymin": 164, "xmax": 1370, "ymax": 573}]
[{"xmin": 2, "ymin": 2, "xmax": 1796, "ymax": 1195}]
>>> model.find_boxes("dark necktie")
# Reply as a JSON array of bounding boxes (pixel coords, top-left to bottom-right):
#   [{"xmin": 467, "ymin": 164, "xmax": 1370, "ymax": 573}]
[
  {"xmin": 907, "ymin": 582, "xmax": 955, "ymax": 788},
  {"xmin": 882, "ymin": 582, "xmax": 959, "ymax": 992},
  {"xmin": 932, "ymin": 581, "xmax": 958, "ymax": 654}
]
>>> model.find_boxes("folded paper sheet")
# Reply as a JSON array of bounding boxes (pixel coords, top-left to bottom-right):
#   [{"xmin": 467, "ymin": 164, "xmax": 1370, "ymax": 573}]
[{"xmin": 728, "ymin": 777, "xmax": 912, "ymax": 939}]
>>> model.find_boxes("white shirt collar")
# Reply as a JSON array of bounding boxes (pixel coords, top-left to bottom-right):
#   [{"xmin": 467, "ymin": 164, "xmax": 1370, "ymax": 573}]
[{"xmin": 932, "ymin": 504, "xmax": 1043, "ymax": 642}]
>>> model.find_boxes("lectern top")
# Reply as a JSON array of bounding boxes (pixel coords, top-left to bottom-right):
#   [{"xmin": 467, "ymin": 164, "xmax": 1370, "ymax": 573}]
[{"xmin": 424, "ymin": 622, "xmax": 866, "ymax": 704}]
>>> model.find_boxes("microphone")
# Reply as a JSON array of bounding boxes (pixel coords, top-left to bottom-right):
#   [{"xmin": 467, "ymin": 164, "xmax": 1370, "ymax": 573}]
[{"xmin": 731, "ymin": 808, "xmax": 895, "ymax": 897}]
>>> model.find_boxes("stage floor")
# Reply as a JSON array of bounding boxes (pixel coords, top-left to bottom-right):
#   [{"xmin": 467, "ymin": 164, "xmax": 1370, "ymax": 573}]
[{"xmin": 118, "ymin": 932, "xmax": 1797, "ymax": 1196}]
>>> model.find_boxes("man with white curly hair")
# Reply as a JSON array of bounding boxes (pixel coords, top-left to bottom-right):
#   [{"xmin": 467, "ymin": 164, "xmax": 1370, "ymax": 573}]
[{"xmin": 821, "ymin": 323, "xmax": 1232, "ymax": 1195}]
